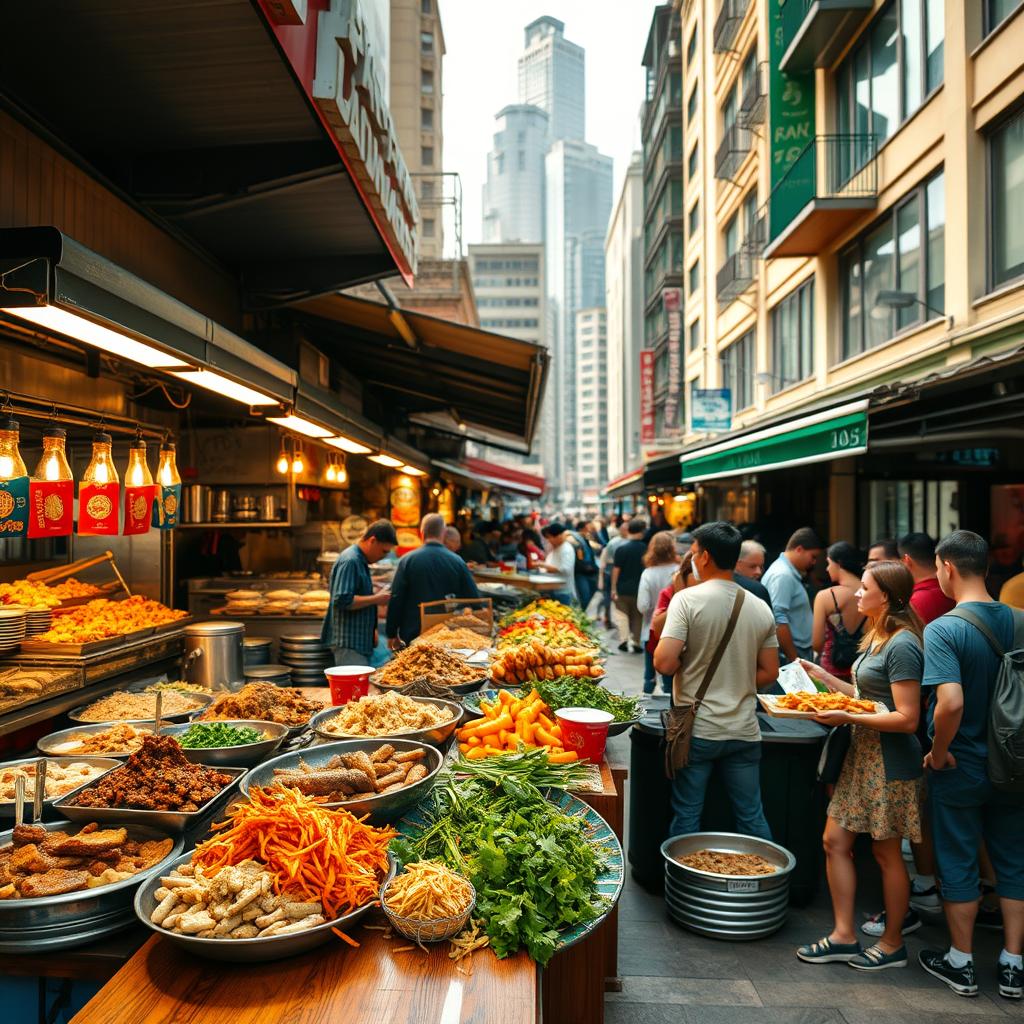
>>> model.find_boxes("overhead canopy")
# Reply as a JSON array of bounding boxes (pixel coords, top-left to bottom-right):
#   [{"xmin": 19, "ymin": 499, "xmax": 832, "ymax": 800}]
[
  {"xmin": 292, "ymin": 294, "xmax": 550, "ymax": 450},
  {"xmin": 434, "ymin": 458, "xmax": 546, "ymax": 499},
  {"xmin": 0, "ymin": 0, "xmax": 416, "ymax": 302},
  {"xmin": 602, "ymin": 467, "xmax": 645, "ymax": 498}
]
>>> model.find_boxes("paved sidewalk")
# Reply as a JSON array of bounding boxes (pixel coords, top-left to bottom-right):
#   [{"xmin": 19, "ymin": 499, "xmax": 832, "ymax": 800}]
[{"xmin": 598, "ymin": 628, "xmax": 1022, "ymax": 1024}]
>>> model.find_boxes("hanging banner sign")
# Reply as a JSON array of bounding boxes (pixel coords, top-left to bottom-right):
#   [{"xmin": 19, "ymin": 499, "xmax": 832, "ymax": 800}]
[
  {"xmin": 122, "ymin": 486, "xmax": 154, "ymax": 536},
  {"xmin": 640, "ymin": 350, "xmax": 655, "ymax": 445},
  {"xmin": 663, "ymin": 288, "xmax": 683, "ymax": 433},
  {"xmin": 151, "ymin": 484, "xmax": 181, "ymax": 530},
  {"xmin": 78, "ymin": 482, "xmax": 121, "ymax": 536},
  {"xmin": 27, "ymin": 480, "xmax": 74, "ymax": 538},
  {"xmin": 0, "ymin": 476, "xmax": 29, "ymax": 537}
]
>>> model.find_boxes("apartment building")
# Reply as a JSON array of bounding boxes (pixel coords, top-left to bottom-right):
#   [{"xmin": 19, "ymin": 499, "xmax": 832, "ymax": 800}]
[
  {"xmin": 390, "ymin": 0, "xmax": 445, "ymax": 258},
  {"xmin": 575, "ymin": 308, "xmax": 609, "ymax": 506},
  {"xmin": 662, "ymin": 0, "xmax": 1024, "ymax": 555}
]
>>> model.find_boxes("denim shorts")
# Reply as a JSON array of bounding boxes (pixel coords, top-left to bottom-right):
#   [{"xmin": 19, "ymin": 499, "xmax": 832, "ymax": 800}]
[{"xmin": 928, "ymin": 763, "xmax": 1024, "ymax": 902}]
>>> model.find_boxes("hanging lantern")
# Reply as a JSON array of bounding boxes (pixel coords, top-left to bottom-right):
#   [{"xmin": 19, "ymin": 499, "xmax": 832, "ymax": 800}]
[
  {"xmin": 78, "ymin": 431, "xmax": 120, "ymax": 536},
  {"xmin": 28, "ymin": 426, "xmax": 74, "ymax": 538},
  {"xmin": 122, "ymin": 434, "xmax": 154, "ymax": 535},
  {"xmin": 0, "ymin": 416, "xmax": 29, "ymax": 537},
  {"xmin": 324, "ymin": 454, "xmax": 336, "ymax": 483},
  {"xmin": 152, "ymin": 438, "xmax": 182, "ymax": 530}
]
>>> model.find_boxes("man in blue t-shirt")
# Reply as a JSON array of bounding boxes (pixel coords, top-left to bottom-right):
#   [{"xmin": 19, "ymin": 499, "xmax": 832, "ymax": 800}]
[{"xmin": 917, "ymin": 530, "xmax": 1024, "ymax": 1001}]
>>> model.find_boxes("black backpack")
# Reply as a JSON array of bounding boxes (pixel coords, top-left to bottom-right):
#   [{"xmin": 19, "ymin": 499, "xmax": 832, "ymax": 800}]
[
  {"xmin": 828, "ymin": 590, "xmax": 866, "ymax": 671},
  {"xmin": 948, "ymin": 606, "xmax": 1024, "ymax": 792},
  {"xmin": 567, "ymin": 531, "xmax": 598, "ymax": 577}
]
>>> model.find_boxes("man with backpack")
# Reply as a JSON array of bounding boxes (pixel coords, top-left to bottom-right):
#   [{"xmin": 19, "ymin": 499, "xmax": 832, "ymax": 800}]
[
  {"xmin": 918, "ymin": 530, "xmax": 1024, "ymax": 1000},
  {"xmin": 566, "ymin": 523, "xmax": 600, "ymax": 613}
]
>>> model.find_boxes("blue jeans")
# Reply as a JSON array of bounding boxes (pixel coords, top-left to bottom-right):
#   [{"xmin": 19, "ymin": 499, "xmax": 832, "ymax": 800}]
[
  {"xmin": 601, "ymin": 569, "xmax": 613, "ymax": 622},
  {"xmin": 576, "ymin": 573, "xmax": 596, "ymax": 611},
  {"xmin": 670, "ymin": 737, "xmax": 772, "ymax": 841},
  {"xmin": 643, "ymin": 648, "xmax": 672, "ymax": 695},
  {"xmin": 928, "ymin": 763, "xmax": 1024, "ymax": 902}
]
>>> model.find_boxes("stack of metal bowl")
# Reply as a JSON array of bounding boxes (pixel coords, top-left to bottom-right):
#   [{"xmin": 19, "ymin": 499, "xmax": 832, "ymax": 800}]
[
  {"xmin": 244, "ymin": 663, "xmax": 292, "ymax": 687},
  {"xmin": 278, "ymin": 634, "xmax": 334, "ymax": 686},
  {"xmin": 660, "ymin": 832, "xmax": 795, "ymax": 941},
  {"xmin": 243, "ymin": 636, "xmax": 273, "ymax": 668}
]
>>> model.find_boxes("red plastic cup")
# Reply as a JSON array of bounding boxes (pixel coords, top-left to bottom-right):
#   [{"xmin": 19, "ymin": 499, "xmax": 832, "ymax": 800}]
[
  {"xmin": 555, "ymin": 707, "xmax": 614, "ymax": 763},
  {"xmin": 325, "ymin": 665, "xmax": 372, "ymax": 705}
]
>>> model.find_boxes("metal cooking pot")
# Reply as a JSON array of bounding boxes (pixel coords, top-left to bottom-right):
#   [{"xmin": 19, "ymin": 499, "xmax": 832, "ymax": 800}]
[
  {"xmin": 258, "ymin": 494, "xmax": 278, "ymax": 521},
  {"xmin": 183, "ymin": 484, "xmax": 212, "ymax": 524},
  {"xmin": 183, "ymin": 621, "xmax": 245, "ymax": 691},
  {"xmin": 212, "ymin": 489, "xmax": 231, "ymax": 522}
]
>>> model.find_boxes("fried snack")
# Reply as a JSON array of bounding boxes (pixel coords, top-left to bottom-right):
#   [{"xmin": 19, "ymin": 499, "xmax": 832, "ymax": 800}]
[
  {"xmin": 774, "ymin": 691, "xmax": 878, "ymax": 715},
  {"xmin": 488, "ymin": 640, "xmax": 603, "ymax": 685},
  {"xmin": 0, "ymin": 821, "xmax": 173, "ymax": 900},
  {"xmin": 677, "ymin": 850, "xmax": 778, "ymax": 876},
  {"xmin": 374, "ymin": 643, "xmax": 483, "ymax": 689},
  {"xmin": 0, "ymin": 579, "xmax": 60, "ymax": 609},
  {"xmin": 66, "ymin": 736, "xmax": 233, "ymax": 813},
  {"xmin": 271, "ymin": 744, "xmax": 430, "ymax": 802},
  {"xmin": 34, "ymin": 596, "xmax": 187, "ymax": 644},
  {"xmin": 77, "ymin": 690, "xmax": 204, "ymax": 722},
  {"xmin": 200, "ymin": 683, "xmax": 324, "ymax": 727},
  {"xmin": 51, "ymin": 577, "xmax": 102, "ymax": 600},
  {"xmin": 383, "ymin": 861, "xmax": 474, "ymax": 921},
  {"xmin": 0, "ymin": 761, "xmax": 110, "ymax": 801},
  {"xmin": 48, "ymin": 723, "xmax": 154, "ymax": 756},
  {"xmin": 318, "ymin": 692, "xmax": 453, "ymax": 737}
]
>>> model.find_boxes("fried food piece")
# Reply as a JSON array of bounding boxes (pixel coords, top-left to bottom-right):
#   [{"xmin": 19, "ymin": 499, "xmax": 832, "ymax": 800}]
[
  {"xmin": 19, "ymin": 868, "xmax": 91, "ymax": 897},
  {"xmin": 48, "ymin": 827, "xmax": 127, "ymax": 857},
  {"xmin": 274, "ymin": 768, "xmax": 374, "ymax": 797}
]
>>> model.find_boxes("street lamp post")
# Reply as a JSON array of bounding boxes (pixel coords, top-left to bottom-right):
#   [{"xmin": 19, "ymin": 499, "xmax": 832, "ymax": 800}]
[{"xmin": 874, "ymin": 289, "xmax": 953, "ymax": 330}]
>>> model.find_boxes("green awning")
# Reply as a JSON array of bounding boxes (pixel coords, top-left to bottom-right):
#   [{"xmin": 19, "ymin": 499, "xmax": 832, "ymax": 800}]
[{"xmin": 681, "ymin": 401, "xmax": 868, "ymax": 483}]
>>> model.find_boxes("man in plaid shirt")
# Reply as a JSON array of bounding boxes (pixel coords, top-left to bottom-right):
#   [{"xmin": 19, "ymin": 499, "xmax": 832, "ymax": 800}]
[{"xmin": 321, "ymin": 519, "xmax": 397, "ymax": 664}]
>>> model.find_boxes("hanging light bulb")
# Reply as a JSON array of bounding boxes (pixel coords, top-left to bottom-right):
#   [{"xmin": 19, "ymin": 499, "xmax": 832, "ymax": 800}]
[
  {"xmin": 325, "ymin": 455, "xmax": 337, "ymax": 483},
  {"xmin": 0, "ymin": 417, "xmax": 28, "ymax": 483},
  {"xmin": 125, "ymin": 438, "xmax": 154, "ymax": 489},
  {"xmin": 291, "ymin": 441, "xmax": 305, "ymax": 476},
  {"xmin": 336, "ymin": 456, "xmax": 348, "ymax": 485},
  {"xmin": 34, "ymin": 427, "xmax": 73, "ymax": 483},
  {"xmin": 275, "ymin": 441, "xmax": 290, "ymax": 475},
  {"xmin": 82, "ymin": 432, "xmax": 118, "ymax": 487}
]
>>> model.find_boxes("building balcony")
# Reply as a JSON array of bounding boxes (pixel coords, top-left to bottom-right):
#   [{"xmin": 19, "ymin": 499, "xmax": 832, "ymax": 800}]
[
  {"xmin": 764, "ymin": 134, "xmax": 877, "ymax": 259},
  {"xmin": 713, "ymin": 0, "xmax": 749, "ymax": 53},
  {"xmin": 714, "ymin": 123, "xmax": 752, "ymax": 182},
  {"xmin": 716, "ymin": 251, "xmax": 755, "ymax": 305},
  {"xmin": 738, "ymin": 62, "xmax": 768, "ymax": 129},
  {"xmin": 779, "ymin": 0, "xmax": 873, "ymax": 72}
]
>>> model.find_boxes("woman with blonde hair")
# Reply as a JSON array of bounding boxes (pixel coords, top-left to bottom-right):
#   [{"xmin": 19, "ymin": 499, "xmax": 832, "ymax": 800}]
[
  {"xmin": 637, "ymin": 531, "xmax": 680, "ymax": 694},
  {"xmin": 795, "ymin": 561, "xmax": 925, "ymax": 972}
]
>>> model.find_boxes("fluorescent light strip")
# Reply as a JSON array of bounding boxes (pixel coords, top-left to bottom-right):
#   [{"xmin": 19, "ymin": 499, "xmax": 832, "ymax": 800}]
[
  {"xmin": 170, "ymin": 369, "xmax": 277, "ymax": 406},
  {"xmin": 369, "ymin": 453, "xmax": 403, "ymax": 468},
  {"xmin": 399, "ymin": 465, "xmax": 426, "ymax": 476},
  {"xmin": 3, "ymin": 305, "xmax": 189, "ymax": 370},
  {"xmin": 266, "ymin": 414, "xmax": 334, "ymax": 439},
  {"xmin": 323, "ymin": 435, "xmax": 373, "ymax": 455}
]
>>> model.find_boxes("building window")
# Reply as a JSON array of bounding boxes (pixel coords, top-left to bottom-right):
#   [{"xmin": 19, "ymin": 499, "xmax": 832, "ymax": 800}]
[
  {"xmin": 420, "ymin": 31, "xmax": 434, "ymax": 54},
  {"xmin": 688, "ymin": 260, "xmax": 700, "ymax": 295},
  {"xmin": 423, "ymin": 218, "xmax": 436, "ymax": 237},
  {"xmin": 987, "ymin": 0, "xmax": 1024, "ymax": 33},
  {"xmin": 421, "ymin": 146, "xmax": 434, "ymax": 166},
  {"xmin": 742, "ymin": 190, "xmax": 758, "ymax": 240},
  {"xmin": 724, "ymin": 213, "xmax": 739, "ymax": 259},
  {"xmin": 835, "ymin": 0, "xmax": 943, "ymax": 154},
  {"xmin": 740, "ymin": 48, "xmax": 757, "ymax": 98},
  {"xmin": 518, "ymin": 150, "xmax": 526, "ymax": 171},
  {"xmin": 420, "ymin": 69, "xmax": 433, "ymax": 94},
  {"xmin": 687, "ymin": 84, "xmax": 698, "ymax": 124},
  {"xmin": 421, "ymin": 107, "xmax": 433, "ymax": 130},
  {"xmin": 839, "ymin": 170, "xmax": 945, "ymax": 360},
  {"xmin": 421, "ymin": 179, "xmax": 435, "ymax": 200},
  {"xmin": 722, "ymin": 90, "xmax": 737, "ymax": 134},
  {"xmin": 990, "ymin": 108, "xmax": 1024, "ymax": 288},
  {"xmin": 688, "ymin": 202, "xmax": 700, "ymax": 235},
  {"xmin": 687, "ymin": 144, "xmax": 699, "ymax": 179},
  {"xmin": 689, "ymin": 318, "xmax": 701, "ymax": 352},
  {"xmin": 771, "ymin": 278, "xmax": 814, "ymax": 391},
  {"xmin": 421, "ymin": 0, "xmax": 432, "ymax": 12},
  {"xmin": 721, "ymin": 330, "xmax": 754, "ymax": 411}
]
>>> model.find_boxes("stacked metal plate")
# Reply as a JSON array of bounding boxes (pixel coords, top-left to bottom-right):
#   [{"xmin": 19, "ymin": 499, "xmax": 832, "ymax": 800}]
[
  {"xmin": 244, "ymin": 664, "xmax": 292, "ymax": 687},
  {"xmin": 0, "ymin": 607, "xmax": 27, "ymax": 654},
  {"xmin": 278, "ymin": 634, "xmax": 333, "ymax": 686},
  {"xmin": 243, "ymin": 636, "xmax": 273, "ymax": 667},
  {"xmin": 23, "ymin": 608, "xmax": 53, "ymax": 636}
]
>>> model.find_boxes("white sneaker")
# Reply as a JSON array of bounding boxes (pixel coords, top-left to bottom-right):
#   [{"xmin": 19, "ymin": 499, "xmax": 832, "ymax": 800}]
[
  {"xmin": 901, "ymin": 839, "xmax": 913, "ymax": 862},
  {"xmin": 909, "ymin": 881, "xmax": 942, "ymax": 913}
]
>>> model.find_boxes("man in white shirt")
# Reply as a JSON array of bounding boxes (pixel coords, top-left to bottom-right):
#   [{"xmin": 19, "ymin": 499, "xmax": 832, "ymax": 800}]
[
  {"xmin": 654, "ymin": 521, "xmax": 780, "ymax": 839},
  {"xmin": 539, "ymin": 522, "xmax": 578, "ymax": 604}
]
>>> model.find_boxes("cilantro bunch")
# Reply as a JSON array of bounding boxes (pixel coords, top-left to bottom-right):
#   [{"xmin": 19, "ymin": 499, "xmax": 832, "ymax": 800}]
[{"xmin": 392, "ymin": 774, "xmax": 608, "ymax": 965}]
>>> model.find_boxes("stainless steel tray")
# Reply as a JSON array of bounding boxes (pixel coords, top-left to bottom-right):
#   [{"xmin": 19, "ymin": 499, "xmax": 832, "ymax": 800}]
[
  {"xmin": 53, "ymin": 765, "xmax": 247, "ymax": 834},
  {"xmin": 242, "ymin": 739, "xmax": 442, "ymax": 825},
  {"xmin": 157, "ymin": 720, "xmax": 289, "ymax": 768},
  {"xmin": 37, "ymin": 721, "xmax": 161, "ymax": 758},
  {"xmin": 0, "ymin": 819, "xmax": 183, "ymax": 950},
  {"xmin": 67, "ymin": 691, "xmax": 214, "ymax": 725},
  {"xmin": 134, "ymin": 851, "xmax": 396, "ymax": 962},
  {"xmin": 309, "ymin": 696, "xmax": 463, "ymax": 751},
  {"xmin": 0, "ymin": 756, "xmax": 122, "ymax": 817}
]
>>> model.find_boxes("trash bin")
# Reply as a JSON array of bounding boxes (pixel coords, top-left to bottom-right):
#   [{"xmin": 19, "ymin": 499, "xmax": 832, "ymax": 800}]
[{"xmin": 628, "ymin": 701, "xmax": 827, "ymax": 905}]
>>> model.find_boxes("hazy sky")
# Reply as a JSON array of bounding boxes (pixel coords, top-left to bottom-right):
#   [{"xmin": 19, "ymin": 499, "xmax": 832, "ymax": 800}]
[{"xmin": 438, "ymin": 0, "xmax": 659, "ymax": 251}]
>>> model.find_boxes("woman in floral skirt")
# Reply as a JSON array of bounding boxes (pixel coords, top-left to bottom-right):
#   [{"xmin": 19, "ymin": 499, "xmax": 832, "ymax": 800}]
[{"xmin": 795, "ymin": 560, "xmax": 924, "ymax": 972}]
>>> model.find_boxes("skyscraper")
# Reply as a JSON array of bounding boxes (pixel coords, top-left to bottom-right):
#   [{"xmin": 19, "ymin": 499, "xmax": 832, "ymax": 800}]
[
  {"xmin": 517, "ymin": 17, "xmax": 585, "ymax": 143},
  {"xmin": 481, "ymin": 105, "xmax": 549, "ymax": 244},
  {"xmin": 545, "ymin": 139, "xmax": 613, "ymax": 499},
  {"xmin": 575, "ymin": 307, "xmax": 608, "ymax": 506}
]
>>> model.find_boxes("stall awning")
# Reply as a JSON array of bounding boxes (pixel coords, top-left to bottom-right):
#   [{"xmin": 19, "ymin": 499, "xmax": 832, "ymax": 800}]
[
  {"xmin": 0, "ymin": 0, "xmax": 416, "ymax": 300},
  {"xmin": 291, "ymin": 294, "xmax": 550, "ymax": 450},
  {"xmin": 602, "ymin": 467, "xmax": 645, "ymax": 498},
  {"xmin": 681, "ymin": 400, "xmax": 869, "ymax": 483},
  {"xmin": 434, "ymin": 459, "xmax": 546, "ymax": 499}
]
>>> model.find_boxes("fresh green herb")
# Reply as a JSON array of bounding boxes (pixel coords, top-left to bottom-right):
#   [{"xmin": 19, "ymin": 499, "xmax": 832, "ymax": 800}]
[
  {"xmin": 392, "ymin": 774, "xmax": 608, "ymax": 965},
  {"xmin": 453, "ymin": 745, "xmax": 592, "ymax": 789},
  {"xmin": 534, "ymin": 677, "xmax": 643, "ymax": 723},
  {"xmin": 177, "ymin": 722, "xmax": 265, "ymax": 749}
]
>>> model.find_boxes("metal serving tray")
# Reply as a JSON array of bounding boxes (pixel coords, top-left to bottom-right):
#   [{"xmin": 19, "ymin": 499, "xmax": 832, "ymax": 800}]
[
  {"xmin": 67, "ymin": 691, "xmax": 214, "ymax": 725},
  {"xmin": 310, "ymin": 696, "xmax": 463, "ymax": 751},
  {"xmin": 158, "ymin": 720, "xmax": 289, "ymax": 768},
  {"xmin": 37, "ymin": 721, "xmax": 160, "ymax": 759},
  {"xmin": 53, "ymin": 765, "xmax": 246, "ymax": 834},
  {"xmin": 0, "ymin": 756, "xmax": 122, "ymax": 817}
]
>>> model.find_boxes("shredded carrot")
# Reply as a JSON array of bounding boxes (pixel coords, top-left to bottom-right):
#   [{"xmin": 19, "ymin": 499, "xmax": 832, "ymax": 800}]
[{"xmin": 193, "ymin": 784, "xmax": 396, "ymax": 924}]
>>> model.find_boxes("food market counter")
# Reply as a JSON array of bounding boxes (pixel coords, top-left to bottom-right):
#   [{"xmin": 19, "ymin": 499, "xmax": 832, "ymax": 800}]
[{"xmin": 471, "ymin": 568, "xmax": 569, "ymax": 593}]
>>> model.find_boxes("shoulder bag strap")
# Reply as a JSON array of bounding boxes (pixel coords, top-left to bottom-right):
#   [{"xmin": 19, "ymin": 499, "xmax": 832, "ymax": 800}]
[
  {"xmin": 946, "ymin": 607, "xmax": 1005, "ymax": 658},
  {"xmin": 689, "ymin": 587, "xmax": 746, "ymax": 709}
]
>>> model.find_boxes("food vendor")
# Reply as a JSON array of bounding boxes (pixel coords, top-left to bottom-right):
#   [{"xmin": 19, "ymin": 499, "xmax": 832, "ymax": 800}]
[
  {"xmin": 320, "ymin": 520, "xmax": 397, "ymax": 666},
  {"xmin": 385, "ymin": 514, "xmax": 480, "ymax": 649},
  {"xmin": 460, "ymin": 522, "xmax": 502, "ymax": 564}
]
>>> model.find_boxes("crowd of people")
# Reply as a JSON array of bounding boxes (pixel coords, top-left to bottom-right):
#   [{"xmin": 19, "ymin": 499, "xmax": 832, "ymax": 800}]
[{"xmin": 318, "ymin": 508, "xmax": 1023, "ymax": 1002}]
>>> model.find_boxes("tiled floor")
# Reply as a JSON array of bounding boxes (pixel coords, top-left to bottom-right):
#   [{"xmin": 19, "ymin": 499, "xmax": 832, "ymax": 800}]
[{"xmin": 597, "ymin": 628, "xmax": 1021, "ymax": 1023}]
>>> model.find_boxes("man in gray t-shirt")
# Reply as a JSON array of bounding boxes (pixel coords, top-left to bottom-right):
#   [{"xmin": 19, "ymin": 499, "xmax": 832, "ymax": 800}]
[{"xmin": 655, "ymin": 522, "xmax": 780, "ymax": 840}]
